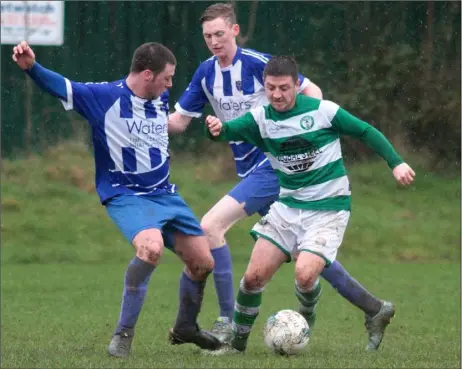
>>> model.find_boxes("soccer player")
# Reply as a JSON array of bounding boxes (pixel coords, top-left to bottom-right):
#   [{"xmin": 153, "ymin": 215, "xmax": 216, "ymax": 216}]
[
  {"xmin": 168, "ymin": 3, "xmax": 395, "ymax": 350},
  {"xmin": 205, "ymin": 55, "xmax": 415, "ymax": 354},
  {"xmin": 12, "ymin": 41, "xmax": 222, "ymax": 357}
]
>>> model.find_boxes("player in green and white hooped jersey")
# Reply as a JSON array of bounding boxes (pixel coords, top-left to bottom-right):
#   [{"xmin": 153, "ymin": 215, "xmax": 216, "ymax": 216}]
[
  {"xmin": 205, "ymin": 56, "xmax": 415, "ymax": 354},
  {"xmin": 170, "ymin": 4, "xmax": 398, "ymax": 351}
]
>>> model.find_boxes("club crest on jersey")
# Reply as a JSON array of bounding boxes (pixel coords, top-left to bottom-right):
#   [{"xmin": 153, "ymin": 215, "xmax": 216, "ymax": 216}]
[
  {"xmin": 300, "ymin": 115, "xmax": 314, "ymax": 130},
  {"xmin": 235, "ymin": 80, "xmax": 242, "ymax": 91}
]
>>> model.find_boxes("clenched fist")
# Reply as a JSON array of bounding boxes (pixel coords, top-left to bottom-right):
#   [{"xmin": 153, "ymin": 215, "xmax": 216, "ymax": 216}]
[
  {"xmin": 205, "ymin": 115, "xmax": 223, "ymax": 136},
  {"xmin": 12, "ymin": 41, "xmax": 36, "ymax": 70},
  {"xmin": 392, "ymin": 163, "xmax": 415, "ymax": 186}
]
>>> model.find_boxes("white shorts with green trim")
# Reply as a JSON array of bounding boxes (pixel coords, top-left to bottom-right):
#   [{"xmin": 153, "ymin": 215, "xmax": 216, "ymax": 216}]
[{"xmin": 250, "ymin": 201, "xmax": 350, "ymax": 266}]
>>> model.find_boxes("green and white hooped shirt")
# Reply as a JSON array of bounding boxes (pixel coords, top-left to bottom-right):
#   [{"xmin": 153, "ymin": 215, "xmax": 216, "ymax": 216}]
[{"xmin": 209, "ymin": 94, "xmax": 403, "ymax": 211}]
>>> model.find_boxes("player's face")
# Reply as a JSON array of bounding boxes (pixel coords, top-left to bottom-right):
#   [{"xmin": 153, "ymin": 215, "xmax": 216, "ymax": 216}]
[
  {"xmin": 264, "ymin": 75, "xmax": 300, "ymax": 112},
  {"xmin": 148, "ymin": 63, "xmax": 175, "ymax": 98},
  {"xmin": 202, "ymin": 17, "xmax": 239, "ymax": 59}
]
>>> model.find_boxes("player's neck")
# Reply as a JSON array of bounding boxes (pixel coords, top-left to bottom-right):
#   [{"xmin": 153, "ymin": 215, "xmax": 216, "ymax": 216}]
[
  {"xmin": 285, "ymin": 98, "xmax": 297, "ymax": 111},
  {"xmin": 217, "ymin": 45, "xmax": 238, "ymax": 68},
  {"xmin": 126, "ymin": 74, "xmax": 154, "ymax": 100}
]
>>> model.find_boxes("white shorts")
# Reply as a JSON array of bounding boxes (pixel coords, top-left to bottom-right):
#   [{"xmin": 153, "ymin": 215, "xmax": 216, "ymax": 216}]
[{"xmin": 250, "ymin": 202, "xmax": 350, "ymax": 265}]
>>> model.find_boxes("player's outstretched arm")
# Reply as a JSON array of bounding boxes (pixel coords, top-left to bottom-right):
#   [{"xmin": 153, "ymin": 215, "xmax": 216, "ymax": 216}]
[
  {"xmin": 357, "ymin": 127, "xmax": 415, "ymax": 186},
  {"xmin": 355, "ymin": 126, "xmax": 416, "ymax": 186},
  {"xmin": 329, "ymin": 102, "xmax": 415, "ymax": 186},
  {"xmin": 204, "ymin": 111, "xmax": 265, "ymax": 149},
  {"xmin": 12, "ymin": 41, "xmax": 67, "ymax": 101},
  {"xmin": 168, "ymin": 112, "xmax": 193, "ymax": 134}
]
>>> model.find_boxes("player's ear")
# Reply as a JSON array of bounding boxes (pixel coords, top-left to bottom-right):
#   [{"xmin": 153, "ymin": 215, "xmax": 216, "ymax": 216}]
[
  {"xmin": 232, "ymin": 23, "xmax": 240, "ymax": 37},
  {"xmin": 142, "ymin": 69, "xmax": 155, "ymax": 82}
]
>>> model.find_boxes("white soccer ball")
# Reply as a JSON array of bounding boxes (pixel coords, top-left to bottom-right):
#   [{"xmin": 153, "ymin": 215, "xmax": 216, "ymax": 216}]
[{"xmin": 263, "ymin": 309, "xmax": 310, "ymax": 356}]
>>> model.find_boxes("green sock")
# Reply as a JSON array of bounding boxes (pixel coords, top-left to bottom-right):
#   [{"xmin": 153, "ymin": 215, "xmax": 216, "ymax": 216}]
[
  {"xmin": 231, "ymin": 287, "xmax": 262, "ymax": 351},
  {"xmin": 295, "ymin": 279, "xmax": 322, "ymax": 328}
]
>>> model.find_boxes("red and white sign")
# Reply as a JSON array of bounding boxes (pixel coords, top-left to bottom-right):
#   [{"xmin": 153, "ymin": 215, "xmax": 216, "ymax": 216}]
[{"xmin": 1, "ymin": 1, "xmax": 64, "ymax": 45}]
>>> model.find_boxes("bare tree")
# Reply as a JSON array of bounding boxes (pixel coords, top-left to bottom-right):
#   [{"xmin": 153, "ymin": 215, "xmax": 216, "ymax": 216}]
[
  {"xmin": 231, "ymin": 0, "xmax": 259, "ymax": 47},
  {"xmin": 424, "ymin": 0, "xmax": 434, "ymax": 80}
]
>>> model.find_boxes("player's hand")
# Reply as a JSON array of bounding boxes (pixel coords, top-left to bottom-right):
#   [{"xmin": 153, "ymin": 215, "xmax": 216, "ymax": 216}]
[
  {"xmin": 206, "ymin": 115, "xmax": 223, "ymax": 136},
  {"xmin": 392, "ymin": 163, "xmax": 415, "ymax": 186},
  {"xmin": 12, "ymin": 41, "xmax": 36, "ymax": 70}
]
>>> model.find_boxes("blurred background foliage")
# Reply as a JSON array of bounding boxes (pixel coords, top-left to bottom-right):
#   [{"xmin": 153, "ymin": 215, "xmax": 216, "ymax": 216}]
[{"xmin": 1, "ymin": 1, "xmax": 460, "ymax": 172}]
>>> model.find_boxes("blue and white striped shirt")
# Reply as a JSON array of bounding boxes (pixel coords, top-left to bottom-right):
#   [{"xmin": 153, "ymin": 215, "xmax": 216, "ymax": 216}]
[
  {"xmin": 175, "ymin": 47, "xmax": 310, "ymax": 178},
  {"xmin": 27, "ymin": 63, "xmax": 174, "ymax": 203}
]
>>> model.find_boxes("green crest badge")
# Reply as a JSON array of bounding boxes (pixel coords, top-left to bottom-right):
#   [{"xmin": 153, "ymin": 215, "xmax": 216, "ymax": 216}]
[{"xmin": 300, "ymin": 115, "xmax": 314, "ymax": 130}]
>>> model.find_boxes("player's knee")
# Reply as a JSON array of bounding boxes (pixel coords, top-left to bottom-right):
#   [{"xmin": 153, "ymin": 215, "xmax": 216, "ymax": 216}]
[
  {"xmin": 200, "ymin": 216, "xmax": 224, "ymax": 243},
  {"xmin": 136, "ymin": 243, "xmax": 163, "ymax": 265},
  {"xmin": 187, "ymin": 254, "xmax": 214, "ymax": 280},
  {"xmin": 242, "ymin": 271, "xmax": 267, "ymax": 292},
  {"xmin": 133, "ymin": 231, "xmax": 164, "ymax": 266},
  {"xmin": 295, "ymin": 270, "xmax": 318, "ymax": 291}
]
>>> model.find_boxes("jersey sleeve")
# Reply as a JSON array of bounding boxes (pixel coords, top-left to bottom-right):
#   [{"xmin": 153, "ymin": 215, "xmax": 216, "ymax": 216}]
[
  {"xmin": 298, "ymin": 73, "xmax": 311, "ymax": 92},
  {"xmin": 174, "ymin": 64, "xmax": 209, "ymax": 118},
  {"xmin": 248, "ymin": 50, "xmax": 272, "ymax": 87},
  {"xmin": 207, "ymin": 111, "xmax": 264, "ymax": 148},
  {"xmin": 61, "ymin": 80, "xmax": 108, "ymax": 121},
  {"xmin": 323, "ymin": 100, "xmax": 404, "ymax": 169},
  {"xmin": 26, "ymin": 62, "xmax": 109, "ymax": 123}
]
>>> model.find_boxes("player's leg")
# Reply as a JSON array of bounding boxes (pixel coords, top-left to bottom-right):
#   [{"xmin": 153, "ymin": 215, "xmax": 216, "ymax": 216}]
[
  {"xmin": 230, "ymin": 237, "xmax": 288, "ymax": 352},
  {"xmin": 321, "ymin": 261, "xmax": 382, "ymax": 315},
  {"xmin": 162, "ymin": 193, "xmax": 222, "ymax": 350},
  {"xmin": 207, "ymin": 235, "xmax": 289, "ymax": 356},
  {"xmin": 320, "ymin": 261, "xmax": 395, "ymax": 350},
  {"xmin": 295, "ymin": 210, "xmax": 351, "ymax": 331},
  {"xmin": 201, "ymin": 166, "xmax": 280, "ymax": 337},
  {"xmin": 105, "ymin": 195, "xmax": 168, "ymax": 357},
  {"xmin": 200, "ymin": 194, "xmax": 247, "ymax": 325},
  {"xmin": 301, "ymin": 210, "xmax": 395, "ymax": 350},
  {"xmin": 294, "ymin": 252, "xmax": 326, "ymax": 330},
  {"xmin": 168, "ymin": 232, "xmax": 221, "ymax": 351},
  {"xmin": 222, "ymin": 201, "xmax": 295, "ymax": 353}
]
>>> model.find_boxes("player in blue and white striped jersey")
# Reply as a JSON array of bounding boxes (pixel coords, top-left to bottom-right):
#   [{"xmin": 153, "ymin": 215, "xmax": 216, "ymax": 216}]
[
  {"xmin": 168, "ymin": 3, "xmax": 394, "ymax": 350},
  {"xmin": 12, "ymin": 41, "xmax": 222, "ymax": 357}
]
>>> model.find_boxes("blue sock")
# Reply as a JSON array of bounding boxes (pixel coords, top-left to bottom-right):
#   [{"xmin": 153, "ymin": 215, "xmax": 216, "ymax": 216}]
[
  {"xmin": 211, "ymin": 245, "xmax": 234, "ymax": 320},
  {"xmin": 174, "ymin": 271, "xmax": 206, "ymax": 332},
  {"xmin": 321, "ymin": 260, "xmax": 381, "ymax": 316},
  {"xmin": 116, "ymin": 256, "xmax": 155, "ymax": 334}
]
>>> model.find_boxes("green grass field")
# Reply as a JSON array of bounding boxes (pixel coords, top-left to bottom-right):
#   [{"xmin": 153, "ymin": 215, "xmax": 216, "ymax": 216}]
[
  {"xmin": 1, "ymin": 142, "xmax": 461, "ymax": 368},
  {"xmin": 2, "ymin": 262, "xmax": 460, "ymax": 368}
]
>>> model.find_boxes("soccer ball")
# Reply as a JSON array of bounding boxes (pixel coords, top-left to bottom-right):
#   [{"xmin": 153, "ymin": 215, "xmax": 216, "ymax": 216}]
[{"xmin": 263, "ymin": 309, "xmax": 310, "ymax": 356}]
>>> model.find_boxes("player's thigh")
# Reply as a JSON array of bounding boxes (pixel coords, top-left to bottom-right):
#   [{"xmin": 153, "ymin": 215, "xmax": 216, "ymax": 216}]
[
  {"xmin": 200, "ymin": 194, "xmax": 248, "ymax": 238},
  {"xmin": 226, "ymin": 166, "xmax": 280, "ymax": 218},
  {"xmin": 162, "ymin": 193, "xmax": 209, "ymax": 256},
  {"xmin": 294, "ymin": 252, "xmax": 327, "ymax": 289},
  {"xmin": 243, "ymin": 237, "xmax": 288, "ymax": 290},
  {"xmin": 173, "ymin": 232, "xmax": 214, "ymax": 280},
  {"xmin": 105, "ymin": 194, "xmax": 168, "ymax": 263},
  {"xmin": 250, "ymin": 202, "xmax": 299, "ymax": 262},
  {"xmin": 298, "ymin": 210, "xmax": 351, "ymax": 268}
]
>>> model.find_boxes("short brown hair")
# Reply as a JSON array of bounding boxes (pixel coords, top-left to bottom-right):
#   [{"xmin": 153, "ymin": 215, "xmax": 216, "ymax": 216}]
[
  {"xmin": 200, "ymin": 3, "xmax": 236, "ymax": 25},
  {"xmin": 263, "ymin": 56, "xmax": 299, "ymax": 83},
  {"xmin": 130, "ymin": 42, "xmax": 176, "ymax": 74}
]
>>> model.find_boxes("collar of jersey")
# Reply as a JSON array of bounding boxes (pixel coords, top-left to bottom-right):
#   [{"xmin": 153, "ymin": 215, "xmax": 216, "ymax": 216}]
[
  {"xmin": 266, "ymin": 94, "xmax": 305, "ymax": 121},
  {"xmin": 216, "ymin": 47, "xmax": 242, "ymax": 71},
  {"xmin": 122, "ymin": 78, "xmax": 159, "ymax": 102}
]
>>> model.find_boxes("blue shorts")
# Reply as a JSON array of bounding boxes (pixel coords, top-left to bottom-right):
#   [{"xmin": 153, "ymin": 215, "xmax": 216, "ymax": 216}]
[
  {"xmin": 105, "ymin": 192, "xmax": 204, "ymax": 251},
  {"xmin": 228, "ymin": 163, "xmax": 280, "ymax": 216}
]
